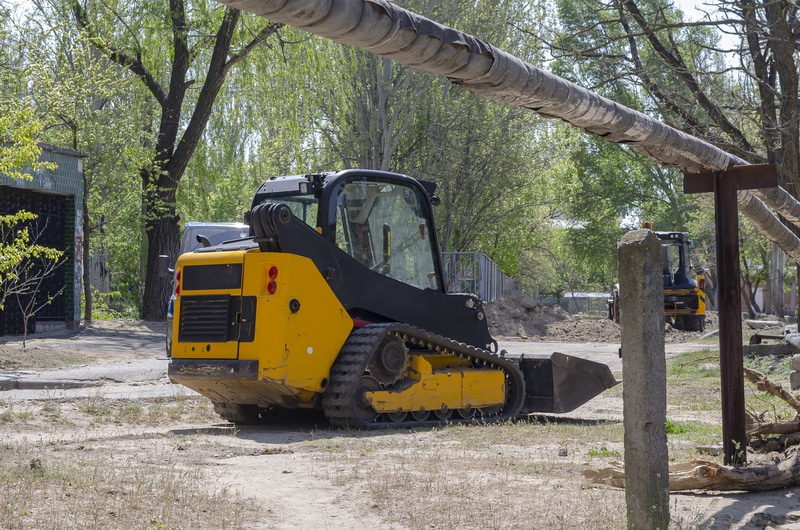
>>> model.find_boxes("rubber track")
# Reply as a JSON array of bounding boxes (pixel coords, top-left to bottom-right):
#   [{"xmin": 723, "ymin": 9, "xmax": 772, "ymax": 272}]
[{"xmin": 321, "ymin": 323, "xmax": 526, "ymax": 429}]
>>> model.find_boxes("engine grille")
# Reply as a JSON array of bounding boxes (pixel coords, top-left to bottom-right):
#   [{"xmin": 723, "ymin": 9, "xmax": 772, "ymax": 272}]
[{"xmin": 178, "ymin": 295, "xmax": 233, "ymax": 342}]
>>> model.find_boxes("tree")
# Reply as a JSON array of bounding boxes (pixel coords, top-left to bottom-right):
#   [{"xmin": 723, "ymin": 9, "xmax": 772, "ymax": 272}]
[
  {"xmin": 67, "ymin": 0, "xmax": 282, "ymax": 319},
  {"xmin": 546, "ymin": 0, "xmax": 800, "ymax": 310},
  {"xmin": 300, "ymin": 1, "xmax": 555, "ymax": 275},
  {"xmin": 0, "ymin": 4, "xmax": 55, "ymax": 181},
  {"xmin": 5, "ymin": 7, "xmax": 153, "ymax": 321}
]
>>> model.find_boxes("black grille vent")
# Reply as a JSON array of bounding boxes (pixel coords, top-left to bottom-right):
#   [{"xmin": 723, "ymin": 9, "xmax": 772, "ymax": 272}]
[{"xmin": 179, "ymin": 295, "xmax": 232, "ymax": 342}]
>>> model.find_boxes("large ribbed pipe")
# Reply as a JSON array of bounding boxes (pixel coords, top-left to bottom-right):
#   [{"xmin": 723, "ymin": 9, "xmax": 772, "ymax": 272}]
[{"xmin": 217, "ymin": 0, "xmax": 800, "ymax": 257}]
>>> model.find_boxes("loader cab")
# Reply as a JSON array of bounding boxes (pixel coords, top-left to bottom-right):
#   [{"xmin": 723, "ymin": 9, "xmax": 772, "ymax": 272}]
[
  {"xmin": 324, "ymin": 174, "xmax": 442, "ymax": 291},
  {"xmin": 656, "ymin": 231, "xmax": 695, "ymax": 289},
  {"xmin": 251, "ymin": 170, "xmax": 445, "ymax": 293}
]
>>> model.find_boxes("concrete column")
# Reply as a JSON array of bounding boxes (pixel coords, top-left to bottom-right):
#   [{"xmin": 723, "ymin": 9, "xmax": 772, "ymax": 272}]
[{"xmin": 618, "ymin": 229, "xmax": 670, "ymax": 529}]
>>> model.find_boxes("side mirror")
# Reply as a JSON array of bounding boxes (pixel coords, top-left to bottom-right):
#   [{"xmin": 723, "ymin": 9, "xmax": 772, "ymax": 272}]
[
  {"xmin": 196, "ymin": 234, "xmax": 212, "ymax": 248},
  {"xmin": 157, "ymin": 255, "xmax": 173, "ymax": 278}
]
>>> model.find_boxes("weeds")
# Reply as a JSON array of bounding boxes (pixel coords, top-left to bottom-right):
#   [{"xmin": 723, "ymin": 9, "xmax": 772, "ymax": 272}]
[
  {"xmin": 587, "ymin": 447, "xmax": 620, "ymax": 457},
  {"xmin": 0, "ymin": 453, "xmax": 260, "ymax": 529}
]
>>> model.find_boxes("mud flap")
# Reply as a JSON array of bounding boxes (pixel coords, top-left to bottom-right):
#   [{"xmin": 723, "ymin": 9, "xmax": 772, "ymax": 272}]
[{"xmin": 517, "ymin": 352, "xmax": 619, "ymax": 414}]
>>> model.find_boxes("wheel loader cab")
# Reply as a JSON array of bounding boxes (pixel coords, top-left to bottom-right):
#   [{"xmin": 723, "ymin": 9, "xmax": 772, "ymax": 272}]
[
  {"xmin": 660, "ymin": 233, "xmax": 692, "ymax": 288},
  {"xmin": 329, "ymin": 178, "xmax": 441, "ymax": 291},
  {"xmin": 251, "ymin": 172, "xmax": 444, "ymax": 293}
]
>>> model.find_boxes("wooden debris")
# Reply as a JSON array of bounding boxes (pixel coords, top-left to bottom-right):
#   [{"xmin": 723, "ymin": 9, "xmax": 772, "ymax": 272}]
[
  {"xmin": 744, "ymin": 320, "xmax": 784, "ymax": 330},
  {"xmin": 583, "ymin": 367, "xmax": 800, "ymax": 492},
  {"xmin": 584, "ymin": 454, "xmax": 800, "ymax": 492},
  {"xmin": 743, "ymin": 367, "xmax": 800, "ymax": 414}
]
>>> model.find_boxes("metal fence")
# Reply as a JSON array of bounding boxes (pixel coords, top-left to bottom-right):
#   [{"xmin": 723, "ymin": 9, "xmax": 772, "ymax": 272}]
[
  {"xmin": 540, "ymin": 292, "xmax": 610, "ymax": 316},
  {"xmin": 441, "ymin": 252, "xmax": 516, "ymax": 302}
]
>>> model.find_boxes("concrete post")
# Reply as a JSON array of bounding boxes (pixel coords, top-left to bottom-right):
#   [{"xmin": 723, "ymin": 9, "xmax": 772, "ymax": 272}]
[{"xmin": 618, "ymin": 229, "xmax": 670, "ymax": 529}]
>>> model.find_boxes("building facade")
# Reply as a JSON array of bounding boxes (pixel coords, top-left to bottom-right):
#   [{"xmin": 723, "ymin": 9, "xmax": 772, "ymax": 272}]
[{"xmin": 0, "ymin": 143, "xmax": 84, "ymax": 334}]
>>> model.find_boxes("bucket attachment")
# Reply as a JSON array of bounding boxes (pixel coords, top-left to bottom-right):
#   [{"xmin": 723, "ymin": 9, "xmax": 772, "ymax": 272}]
[{"xmin": 517, "ymin": 352, "xmax": 619, "ymax": 414}]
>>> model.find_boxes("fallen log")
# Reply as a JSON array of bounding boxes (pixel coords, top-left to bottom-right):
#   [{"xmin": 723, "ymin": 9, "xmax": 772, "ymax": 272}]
[
  {"xmin": 785, "ymin": 332, "xmax": 800, "ymax": 353},
  {"xmin": 747, "ymin": 418, "xmax": 800, "ymax": 438},
  {"xmin": 583, "ymin": 454, "xmax": 800, "ymax": 491}
]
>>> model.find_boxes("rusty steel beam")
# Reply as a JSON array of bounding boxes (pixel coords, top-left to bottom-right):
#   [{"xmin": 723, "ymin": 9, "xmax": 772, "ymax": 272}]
[{"xmin": 685, "ymin": 164, "xmax": 778, "ymax": 465}]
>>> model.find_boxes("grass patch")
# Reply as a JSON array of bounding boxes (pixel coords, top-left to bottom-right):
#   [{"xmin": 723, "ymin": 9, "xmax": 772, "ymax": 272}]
[
  {"xmin": 587, "ymin": 447, "xmax": 620, "ymax": 458},
  {"xmin": 315, "ymin": 420, "xmax": 628, "ymax": 529},
  {"xmin": 0, "ymin": 452, "xmax": 261, "ymax": 529},
  {"xmin": 667, "ymin": 350, "xmax": 723, "ymax": 414},
  {"xmin": 0, "ymin": 396, "xmax": 264, "ymax": 528},
  {"xmin": 665, "ymin": 418, "xmax": 689, "ymax": 434},
  {"xmin": 79, "ymin": 401, "xmax": 113, "ymax": 418},
  {"xmin": 744, "ymin": 353, "xmax": 792, "ymax": 378}
]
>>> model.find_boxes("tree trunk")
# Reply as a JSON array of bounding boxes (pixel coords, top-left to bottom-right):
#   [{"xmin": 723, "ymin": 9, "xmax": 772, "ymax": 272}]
[
  {"xmin": 770, "ymin": 243, "xmax": 786, "ymax": 317},
  {"xmin": 141, "ymin": 215, "xmax": 180, "ymax": 320}
]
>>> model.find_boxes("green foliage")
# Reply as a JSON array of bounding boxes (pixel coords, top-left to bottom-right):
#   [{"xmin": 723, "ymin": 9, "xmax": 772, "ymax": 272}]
[
  {"xmin": 6, "ymin": 0, "xmax": 774, "ymax": 311},
  {"xmin": 665, "ymin": 418, "xmax": 689, "ymax": 434},
  {"xmin": 587, "ymin": 447, "xmax": 620, "ymax": 458},
  {"xmin": 0, "ymin": 211, "xmax": 65, "ymax": 311},
  {"xmin": 0, "ymin": 8, "xmax": 54, "ymax": 179},
  {"xmin": 0, "ymin": 103, "xmax": 56, "ymax": 180},
  {"xmin": 82, "ymin": 286, "xmax": 138, "ymax": 320}
]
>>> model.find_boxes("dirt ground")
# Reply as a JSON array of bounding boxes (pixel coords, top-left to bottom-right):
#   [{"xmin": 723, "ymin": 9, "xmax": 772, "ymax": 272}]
[
  {"xmin": 483, "ymin": 295, "xmax": 719, "ymax": 343},
  {"xmin": 0, "ymin": 305, "xmax": 797, "ymax": 529}
]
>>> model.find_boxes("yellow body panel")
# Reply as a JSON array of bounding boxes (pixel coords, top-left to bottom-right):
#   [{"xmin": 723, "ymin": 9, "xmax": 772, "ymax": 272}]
[
  {"xmin": 238, "ymin": 251, "xmax": 353, "ymax": 393},
  {"xmin": 664, "ymin": 285, "xmax": 706, "ymax": 316},
  {"xmin": 171, "ymin": 248, "xmax": 353, "ymax": 402},
  {"xmin": 365, "ymin": 354, "xmax": 505, "ymax": 413},
  {"xmin": 697, "ymin": 273, "xmax": 706, "ymax": 315}
]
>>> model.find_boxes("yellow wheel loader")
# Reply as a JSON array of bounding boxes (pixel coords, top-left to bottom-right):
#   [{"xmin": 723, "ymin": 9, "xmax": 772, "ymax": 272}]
[
  {"xmin": 166, "ymin": 170, "xmax": 616, "ymax": 427},
  {"xmin": 608, "ymin": 224, "xmax": 706, "ymax": 332}
]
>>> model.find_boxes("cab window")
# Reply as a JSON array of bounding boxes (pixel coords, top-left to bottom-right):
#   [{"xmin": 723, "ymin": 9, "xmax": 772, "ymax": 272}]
[
  {"xmin": 336, "ymin": 180, "xmax": 439, "ymax": 291},
  {"xmin": 255, "ymin": 197, "xmax": 318, "ymax": 227}
]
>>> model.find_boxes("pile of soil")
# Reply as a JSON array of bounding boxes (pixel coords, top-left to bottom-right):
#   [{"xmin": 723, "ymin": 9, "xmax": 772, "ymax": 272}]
[{"xmin": 484, "ymin": 295, "xmax": 716, "ymax": 343}]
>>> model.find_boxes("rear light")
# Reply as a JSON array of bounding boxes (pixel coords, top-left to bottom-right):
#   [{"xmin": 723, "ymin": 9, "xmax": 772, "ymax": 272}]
[
  {"xmin": 175, "ymin": 271, "xmax": 181, "ymax": 296},
  {"xmin": 267, "ymin": 265, "xmax": 278, "ymax": 294}
]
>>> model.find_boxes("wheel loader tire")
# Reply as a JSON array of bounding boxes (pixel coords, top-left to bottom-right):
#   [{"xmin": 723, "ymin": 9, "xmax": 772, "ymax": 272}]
[
  {"xmin": 684, "ymin": 315, "xmax": 703, "ymax": 332},
  {"xmin": 673, "ymin": 315, "xmax": 702, "ymax": 332}
]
